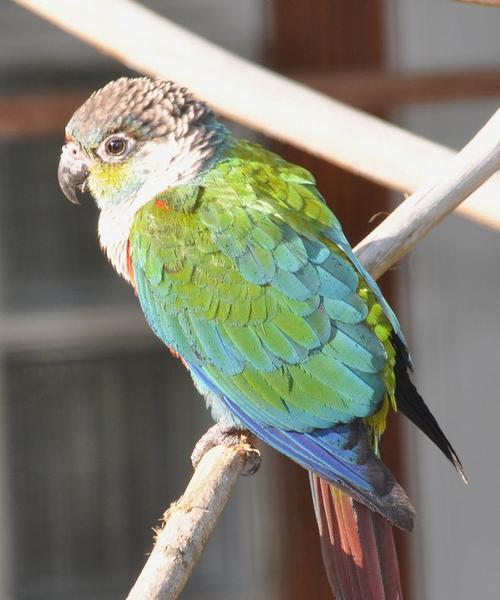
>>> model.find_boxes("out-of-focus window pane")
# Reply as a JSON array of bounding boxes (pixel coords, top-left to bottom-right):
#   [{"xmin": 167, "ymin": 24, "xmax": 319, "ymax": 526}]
[
  {"xmin": 4, "ymin": 347, "xmax": 281, "ymax": 600},
  {"xmin": 0, "ymin": 139, "xmax": 133, "ymax": 311}
]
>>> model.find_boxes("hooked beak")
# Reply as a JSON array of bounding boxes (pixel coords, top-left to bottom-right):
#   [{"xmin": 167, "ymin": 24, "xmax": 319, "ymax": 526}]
[{"xmin": 58, "ymin": 142, "xmax": 89, "ymax": 204}]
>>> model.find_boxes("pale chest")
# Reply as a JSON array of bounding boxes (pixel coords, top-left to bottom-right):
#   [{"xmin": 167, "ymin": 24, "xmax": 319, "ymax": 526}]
[{"xmin": 98, "ymin": 206, "xmax": 134, "ymax": 283}]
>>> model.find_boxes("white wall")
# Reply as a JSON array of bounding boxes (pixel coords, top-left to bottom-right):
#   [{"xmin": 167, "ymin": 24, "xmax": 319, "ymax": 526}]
[{"xmin": 391, "ymin": 2, "xmax": 500, "ymax": 598}]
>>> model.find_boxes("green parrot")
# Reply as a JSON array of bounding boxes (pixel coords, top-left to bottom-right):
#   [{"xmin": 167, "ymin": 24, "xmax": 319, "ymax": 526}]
[{"xmin": 58, "ymin": 77, "xmax": 464, "ymax": 599}]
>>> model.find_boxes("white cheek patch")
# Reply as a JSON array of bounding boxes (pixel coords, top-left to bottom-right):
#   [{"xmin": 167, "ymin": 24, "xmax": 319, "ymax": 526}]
[
  {"xmin": 132, "ymin": 135, "xmax": 212, "ymax": 207},
  {"xmin": 97, "ymin": 133, "xmax": 221, "ymax": 282}
]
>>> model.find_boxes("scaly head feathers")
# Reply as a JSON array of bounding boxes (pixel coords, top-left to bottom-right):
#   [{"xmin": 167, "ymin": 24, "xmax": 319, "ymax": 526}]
[
  {"xmin": 63, "ymin": 77, "xmax": 227, "ymax": 208},
  {"xmin": 68, "ymin": 76, "xmax": 212, "ymax": 147},
  {"xmin": 58, "ymin": 77, "xmax": 228, "ymax": 278}
]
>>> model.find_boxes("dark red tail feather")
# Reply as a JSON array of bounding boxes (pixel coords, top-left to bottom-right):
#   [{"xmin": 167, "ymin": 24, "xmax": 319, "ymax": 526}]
[{"xmin": 310, "ymin": 473, "xmax": 403, "ymax": 599}]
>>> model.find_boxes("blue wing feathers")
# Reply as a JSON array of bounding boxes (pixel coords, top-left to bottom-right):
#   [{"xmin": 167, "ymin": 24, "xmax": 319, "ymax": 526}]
[
  {"xmin": 130, "ymin": 150, "xmax": 418, "ymax": 530},
  {"xmin": 188, "ymin": 367, "xmax": 413, "ymax": 530}
]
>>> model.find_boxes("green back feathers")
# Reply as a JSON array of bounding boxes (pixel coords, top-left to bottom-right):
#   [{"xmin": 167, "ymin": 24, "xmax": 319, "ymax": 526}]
[{"xmin": 130, "ymin": 138, "xmax": 399, "ymax": 436}]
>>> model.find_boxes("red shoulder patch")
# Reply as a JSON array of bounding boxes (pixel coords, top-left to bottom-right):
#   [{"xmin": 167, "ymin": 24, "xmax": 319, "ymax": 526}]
[{"xmin": 155, "ymin": 199, "xmax": 170, "ymax": 210}]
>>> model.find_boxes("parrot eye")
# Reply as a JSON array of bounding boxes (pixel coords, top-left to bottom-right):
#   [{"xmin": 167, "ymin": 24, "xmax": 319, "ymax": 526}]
[
  {"xmin": 98, "ymin": 133, "xmax": 135, "ymax": 162},
  {"xmin": 106, "ymin": 138, "xmax": 126, "ymax": 156}
]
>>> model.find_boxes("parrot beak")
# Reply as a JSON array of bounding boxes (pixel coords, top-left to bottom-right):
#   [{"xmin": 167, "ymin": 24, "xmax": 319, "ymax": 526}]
[{"xmin": 58, "ymin": 142, "xmax": 89, "ymax": 204}]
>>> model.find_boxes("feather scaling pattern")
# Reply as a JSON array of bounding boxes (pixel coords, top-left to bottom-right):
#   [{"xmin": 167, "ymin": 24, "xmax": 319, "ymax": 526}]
[
  {"xmin": 59, "ymin": 79, "xmax": 464, "ymax": 599},
  {"xmin": 130, "ymin": 140, "xmax": 414, "ymax": 520},
  {"xmin": 127, "ymin": 140, "xmax": 463, "ymax": 597}
]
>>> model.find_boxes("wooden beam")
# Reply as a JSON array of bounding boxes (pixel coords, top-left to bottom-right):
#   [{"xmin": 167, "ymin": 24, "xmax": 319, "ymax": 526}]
[
  {"xmin": 293, "ymin": 67, "xmax": 500, "ymax": 111},
  {"xmin": 0, "ymin": 90, "xmax": 89, "ymax": 140},
  {"xmin": 2, "ymin": 68, "xmax": 500, "ymax": 140},
  {"xmin": 10, "ymin": 0, "xmax": 500, "ymax": 232},
  {"xmin": 455, "ymin": 0, "xmax": 500, "ymax": 6}
]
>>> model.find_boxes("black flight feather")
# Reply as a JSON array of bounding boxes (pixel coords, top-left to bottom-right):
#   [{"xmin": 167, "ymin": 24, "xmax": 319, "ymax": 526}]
[{"xmin": 392, "ymin": 333, "xmax": 467, "ymax": 483}]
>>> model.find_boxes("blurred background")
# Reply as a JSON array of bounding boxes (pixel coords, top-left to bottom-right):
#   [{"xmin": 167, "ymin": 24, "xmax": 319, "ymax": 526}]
[{"xmin": 0, "ymin": 1, "xmax": 499, "ymax": 598}]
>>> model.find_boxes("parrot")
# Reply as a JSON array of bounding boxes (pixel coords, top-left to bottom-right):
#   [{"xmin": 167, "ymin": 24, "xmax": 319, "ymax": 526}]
[{"xmin": 58, "ymin": 77, "xmax": 465, "ymax": 599}]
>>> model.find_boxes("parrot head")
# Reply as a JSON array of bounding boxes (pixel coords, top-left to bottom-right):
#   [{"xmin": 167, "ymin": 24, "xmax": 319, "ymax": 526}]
[
  {"xmin": 58, "ymin": 77, "xmax": 227, "ymax": 209},
  {"xmin": 58, "ymin": 76, "xmax": 228, "ymax": 277}
]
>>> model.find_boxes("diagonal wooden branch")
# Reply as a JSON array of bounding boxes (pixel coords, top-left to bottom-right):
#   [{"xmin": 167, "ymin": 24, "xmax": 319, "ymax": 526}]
[
  {"xmin": 11, "ymin": 0, "xmax": 500, "ymax": 230},
  {"xmin": 126, "ymin": 444, "xmax": 252, "ymax": 600},
  {"xmin": 355, "ymin": 108, "xmax": 500, "ymax": 278},
  {"xmin": 125, "ymin": 110, "xmax": 500, "ymax": 599}
]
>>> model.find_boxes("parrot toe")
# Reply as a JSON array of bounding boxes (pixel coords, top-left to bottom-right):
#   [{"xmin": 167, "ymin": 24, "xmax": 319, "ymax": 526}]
[{"xmin": 191, "ymin": 423, "xmax": 261, "ymax": 475}]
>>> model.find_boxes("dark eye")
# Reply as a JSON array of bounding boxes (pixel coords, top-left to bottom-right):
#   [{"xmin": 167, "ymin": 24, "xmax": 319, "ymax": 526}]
[
  {"xmin": 98, "ymin": 133, "xmax": 135, "ymax": 162},
  {"xmin": 105, "ymin": 137, "xmax": 127, "ymax": 156}
]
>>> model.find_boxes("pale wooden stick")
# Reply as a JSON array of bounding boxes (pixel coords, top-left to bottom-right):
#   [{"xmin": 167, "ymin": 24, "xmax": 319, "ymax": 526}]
[
  {"xmin": 355, "ymin": 109, "xmax": 500, "ymax": 279},
  {"xmin": 124, "ymin": 110, "xmax": 499, "ymax": 600},
  {"xmin": 455, "ymin": 0, "xmax": 500, "ymax": 6},
  {"xmin": 126, "ymin": 444, "xmax": 252, "ymax": 600},
  {"xmin": 12, "ymin": 0, "xmax": 500, "ymax": 230}
]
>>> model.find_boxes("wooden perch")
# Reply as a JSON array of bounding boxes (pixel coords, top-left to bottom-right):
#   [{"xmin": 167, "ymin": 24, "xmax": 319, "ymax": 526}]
[
  {"xmin": 126, "ymin": 444, "xmax": 252, "ymax": 600},
  {"xmin": 12, "ymin": 0, "xmax": 500, "ymax": 231},
  {"xmin": 356, "ymin": 108, "xmax": 500, "ymax": 278},
  {"xmin": 123, "ymin": 109, "xmax": 500, "ymax": 598}
]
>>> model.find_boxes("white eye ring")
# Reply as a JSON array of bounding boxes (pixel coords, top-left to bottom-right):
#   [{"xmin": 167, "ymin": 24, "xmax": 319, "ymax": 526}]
[{"xmin": 98, "ymin": 133, "xmax": 135, "ymax": 162}]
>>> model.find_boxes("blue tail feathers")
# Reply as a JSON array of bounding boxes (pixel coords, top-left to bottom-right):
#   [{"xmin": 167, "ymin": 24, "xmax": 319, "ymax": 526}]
[{"xmin": 222, "ymin": 393, "xmax": 415, "ymax": 531}]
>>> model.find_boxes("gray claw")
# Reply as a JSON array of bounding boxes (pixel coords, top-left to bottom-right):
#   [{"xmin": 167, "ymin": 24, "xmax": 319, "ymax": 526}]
[{"xmin": 191, "ymin": 423, "xmax": 261, "ymax": 476}]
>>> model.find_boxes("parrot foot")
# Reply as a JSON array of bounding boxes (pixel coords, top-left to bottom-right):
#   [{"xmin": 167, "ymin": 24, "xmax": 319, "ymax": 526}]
[{"xmin": 191, "ymin": 423, "xmax": 261, "ymax": 476}]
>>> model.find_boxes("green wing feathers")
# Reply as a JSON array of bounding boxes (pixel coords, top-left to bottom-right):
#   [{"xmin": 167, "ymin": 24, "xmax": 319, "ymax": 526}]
[{"xmin": 130, "ymin": 139, "xmax": 397, "ymax": 438}]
